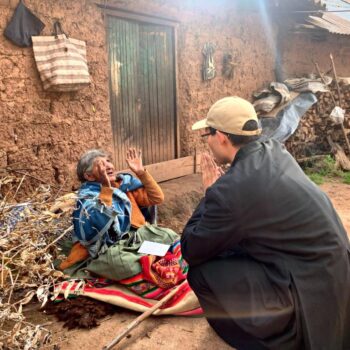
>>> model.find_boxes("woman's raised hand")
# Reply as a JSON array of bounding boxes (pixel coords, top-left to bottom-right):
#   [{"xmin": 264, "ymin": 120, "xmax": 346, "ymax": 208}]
[{"xmin": 126, "ymin": 148, "xmax": 145, "ymax": 176}]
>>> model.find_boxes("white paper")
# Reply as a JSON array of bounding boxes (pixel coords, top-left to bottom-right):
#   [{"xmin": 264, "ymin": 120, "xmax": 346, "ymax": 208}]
[
  {"xmin": 330, "ymin": 106, "xmax": 345, "ymax": 124},
  {"xmin": 137, "ymin": 240, "xmax": 170, "ymax": 257}
]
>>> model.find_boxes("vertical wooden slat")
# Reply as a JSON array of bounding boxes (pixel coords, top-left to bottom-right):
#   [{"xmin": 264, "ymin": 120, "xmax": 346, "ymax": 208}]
[
  {"xmin": 139, "ymin": 25, "xmax": 152, "ymax": 164},
  {"xmin": 108, "ymin": 18, "xmax": 122, "ymax": 167},
  {"xmin": 164, "ymin": 26, "xmax": 173, "ymax": 160},
  {"xmin": 140, "ymin": 26, "xmax": 146, "ymax": 162},
  {"xmin": 107, "ymin": 17, "xmax": 115, "ymax": 165},
  {"xmin": 118, "ymin": 20, "xmax": 126, "ymax": 169},
  {"xmin": 144, "ymin": 27, "xmax": 152, "ymax": 165},
  {"xmin": 152, "ymin": 28, "xmax": 160, "ymax": 164},
  {"xmin": 123, "ymin": 21, "xmax": 132, "ymax": 164},
  {"xmin": 156, "ymin": 26, "xmax": 168, "ymax": 161},
  {"xmin": 133, "ymin": 24, "xmax": 140, "ymax": 152},
  {"xmin": 125, "ymin": 21, "xmax": 133, "ymax": 151},
  {"xmin": 167, "ymin": 27, "xmax": 174, "ymax": 160},
  {"xmin": 167, "ymin": 26, "xmax": 176, "ymax": 159},
  {"xmin": 173, "ymin": 26, "xmax": 180, "ymax": 158},
  {"xmin": 109, "ymin": 19, "xmax": 116, "ymax": 167},
  {"xmin": 108, "ymin": 16, "xmax": 176, "ymax": 168},
  {"xmin": 116, "ymin": 19, "xmax": 124, "ymax": 168},
  {"xmin": 114, "ymin": 19, "xmax": 123, "ymax": 168},
  {"xmin": 154, "ymin": 27, "xmax": 162, "ymax": 161},
  {"xmin": 147, "ymin": 28, "xmax": 156, "ymax": 164}
]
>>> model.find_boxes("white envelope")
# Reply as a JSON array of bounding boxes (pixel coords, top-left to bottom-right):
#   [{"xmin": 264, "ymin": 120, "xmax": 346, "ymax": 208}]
[{"xmin": 137, "ymin": 241, "xmax": 171, "ymax": 257}]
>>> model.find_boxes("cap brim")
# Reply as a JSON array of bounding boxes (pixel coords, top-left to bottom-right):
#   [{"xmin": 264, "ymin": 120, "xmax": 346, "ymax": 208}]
[{"xmin": 192, "ymin": 118, "xmax": 208, "ymax": 131}]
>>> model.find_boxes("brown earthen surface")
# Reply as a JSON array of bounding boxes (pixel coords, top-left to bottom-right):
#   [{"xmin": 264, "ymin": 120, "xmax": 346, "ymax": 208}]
[{"xmin": 23, "ymin": 174, "xmax": 350, "ymax": 350}]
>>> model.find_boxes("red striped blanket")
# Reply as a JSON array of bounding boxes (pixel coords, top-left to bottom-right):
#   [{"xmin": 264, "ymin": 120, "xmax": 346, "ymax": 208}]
[
  {"xmin": 54, "ymin": 241, "xmax": 202, "ymax": 316},
  {"xmin": 54, "ymin": 278, "xmax": 202, "ymax": 316}
]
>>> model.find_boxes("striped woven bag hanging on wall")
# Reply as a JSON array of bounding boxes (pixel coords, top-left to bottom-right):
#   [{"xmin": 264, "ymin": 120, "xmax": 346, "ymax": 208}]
[{"xmin": 32, "ymin": 21, "xmax": 90, "ymax": 92}]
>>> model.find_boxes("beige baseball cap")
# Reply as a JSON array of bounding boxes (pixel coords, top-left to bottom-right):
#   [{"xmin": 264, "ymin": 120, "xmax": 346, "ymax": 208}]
[{"xmin": 192, "ymin": 96, "xmax": 261, "ymax": 136}]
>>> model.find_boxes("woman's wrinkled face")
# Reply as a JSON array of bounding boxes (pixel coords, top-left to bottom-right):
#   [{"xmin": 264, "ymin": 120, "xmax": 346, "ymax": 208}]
[{"xmin": 85, "ymin": 156, "xmax": 116, "ymax": 183}]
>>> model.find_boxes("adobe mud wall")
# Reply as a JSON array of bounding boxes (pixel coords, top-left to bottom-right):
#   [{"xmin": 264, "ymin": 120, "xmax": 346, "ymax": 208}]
[
  {"xmin": 277, "ymin": 28, "xmax": 350, "ymax": 158},
  {"xmin": 0, "ymin": 0, "xmax": 111, "ymax": 189},
  {"xmin": 279, "ymin": 31, "xmax": 350, "ymax": 79},
  {"xmin": 0, "ymin": 0, "xmax": 275, "ymax": 189}
]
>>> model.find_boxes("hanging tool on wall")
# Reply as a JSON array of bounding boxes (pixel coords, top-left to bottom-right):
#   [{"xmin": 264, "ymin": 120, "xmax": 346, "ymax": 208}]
[
  {"xmin": 202, "ymin": 42, "xmax": 216, "ymax": 81},
  {"xmin": 222, "ymin": 52, "xmax": 239, "ymax": 79}
]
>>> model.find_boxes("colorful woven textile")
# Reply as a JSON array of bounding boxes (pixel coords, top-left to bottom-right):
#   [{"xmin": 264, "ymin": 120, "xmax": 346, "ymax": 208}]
[
  {"xmin": 54, "ymin": 240, "xmax": 201, "ymax": 315},
  {"xmin": 139, "ymin": 240, "xmax": 187, "ymax": 289},
  {"xmin": 119, "ymin": 240, "xmax": 188, "ymax": 298},
  {"xmin": 54, "ymin": 278, "xmax": 202, "ymax": 316}
]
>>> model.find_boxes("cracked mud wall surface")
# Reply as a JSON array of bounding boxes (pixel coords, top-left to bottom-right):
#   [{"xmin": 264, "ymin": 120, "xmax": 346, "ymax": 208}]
[
  {"xmin": 0, "ymin": 0, "xmax": 275, "ymax": 189},
  {"xmin": 0, "ymin": 0, "xmax": 112, "ymax": 189},
  {"xmin": 279, "ymin": 32, "xmax": 350, "ymax": 80}
]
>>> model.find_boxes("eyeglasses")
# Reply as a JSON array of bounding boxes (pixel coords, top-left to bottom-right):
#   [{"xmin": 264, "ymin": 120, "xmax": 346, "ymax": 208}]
[{"xmin": 201, "ymin": 128, "xmax": 217, "ymax": 138}]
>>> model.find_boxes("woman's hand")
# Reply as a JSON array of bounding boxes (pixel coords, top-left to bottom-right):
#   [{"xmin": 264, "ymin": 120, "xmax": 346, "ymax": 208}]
[
  {"xmin": 200, "ymin": 152, "xmax": 224, "ymax": 191},
  {"xmin": 96, "ymin": 159, "xmax": 112, "ymax": 188},
  {"xmin": 126, "ymin": 148, "xmax": 145, "ymax": 176}
]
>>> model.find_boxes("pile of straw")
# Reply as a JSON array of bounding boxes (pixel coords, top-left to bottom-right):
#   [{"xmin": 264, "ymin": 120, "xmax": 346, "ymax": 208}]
[{"xmin": 0, "ymin": 175, "xmax": 74, "ymax": 349}]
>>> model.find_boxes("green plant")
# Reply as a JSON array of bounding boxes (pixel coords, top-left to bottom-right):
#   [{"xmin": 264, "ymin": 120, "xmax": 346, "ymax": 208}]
[
  {"xmin": 307, "ymin": 173, "xmax": 325, "ymax": 185},
  {"xmin": 342, "ymin": 172, "xmax": 350, "ymax": 185},
  {"xmin": 323, "ymin": 155, "xmax": 343, "ymax": 177},
  {"xmin": 302, "ymin": 155, "xmax": 345, "ymax": 185}
]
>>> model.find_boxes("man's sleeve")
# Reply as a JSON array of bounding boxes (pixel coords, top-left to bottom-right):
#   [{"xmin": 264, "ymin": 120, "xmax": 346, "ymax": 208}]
[{"xmin": 181, "ymin": 185, "xmax": 243, "ymax": 266}]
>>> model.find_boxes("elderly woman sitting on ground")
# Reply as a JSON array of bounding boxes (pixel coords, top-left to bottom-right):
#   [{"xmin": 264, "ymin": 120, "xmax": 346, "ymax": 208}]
[{"xmin": 59, "ymin": 148, "xmax": 179, "ymax": 282}]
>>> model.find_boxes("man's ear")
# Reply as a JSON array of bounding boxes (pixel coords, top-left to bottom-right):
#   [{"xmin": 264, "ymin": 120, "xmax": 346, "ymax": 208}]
[
  {"xmin": 84, "ymin": 172, "xmax": 96, "ymax": 182},
  {"xmin": 216, "ymin": 131, "xmax": 229, "ymax": 144}
]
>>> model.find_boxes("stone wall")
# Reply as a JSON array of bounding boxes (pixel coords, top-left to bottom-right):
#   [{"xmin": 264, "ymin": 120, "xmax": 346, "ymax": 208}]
[{"xmin": 0, "ymin": 0, "xmax": 275, "ymax": 189}]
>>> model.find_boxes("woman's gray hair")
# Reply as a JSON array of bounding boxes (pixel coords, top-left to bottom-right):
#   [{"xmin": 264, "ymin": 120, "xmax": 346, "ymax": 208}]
[{"xmin": 77, "ymin": 149, "xmax": 107, "ymax": 182}]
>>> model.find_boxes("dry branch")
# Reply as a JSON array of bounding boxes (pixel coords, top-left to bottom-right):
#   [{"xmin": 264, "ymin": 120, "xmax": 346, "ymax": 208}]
[{"xmin": 0, "ymin": 175, "xmax": 73, "ymax": 349}]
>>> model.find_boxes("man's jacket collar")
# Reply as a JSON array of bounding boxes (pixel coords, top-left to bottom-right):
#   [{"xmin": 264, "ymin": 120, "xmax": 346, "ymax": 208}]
[{"xmin": 231, "ymin": 141, "xmax": 262, "ymax": 168}]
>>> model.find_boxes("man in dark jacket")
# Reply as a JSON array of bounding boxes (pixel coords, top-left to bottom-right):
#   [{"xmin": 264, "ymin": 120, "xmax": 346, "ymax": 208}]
[{"xmin": 181, "ymin": 96, "xmax": 350, "ymax": 350}]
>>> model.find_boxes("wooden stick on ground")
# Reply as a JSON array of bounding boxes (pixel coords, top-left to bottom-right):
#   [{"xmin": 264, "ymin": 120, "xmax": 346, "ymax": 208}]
[{"xmin": 102, "ymin": 280, "xmax": 187, "ymax": 350}]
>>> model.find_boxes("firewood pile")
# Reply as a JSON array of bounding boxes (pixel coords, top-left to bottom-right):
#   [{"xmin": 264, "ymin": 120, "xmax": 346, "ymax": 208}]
[{"xmin": 285, "ymin": 81, "xmax": 350, "ymax": 160}]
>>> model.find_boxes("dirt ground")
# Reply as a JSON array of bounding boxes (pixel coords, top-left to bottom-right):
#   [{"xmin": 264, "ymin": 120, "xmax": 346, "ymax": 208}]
[
  {"xmin": 320, "ymin": 181, "xmax": 350, "ymax": 234},
  {"xmin": 24, "ymin": 174, "xmax": 350, "ymax": 350}
]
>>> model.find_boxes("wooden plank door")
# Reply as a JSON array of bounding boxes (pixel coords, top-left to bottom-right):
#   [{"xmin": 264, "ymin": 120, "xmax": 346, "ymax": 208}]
[{"xmin": 107, "ymin": 16, "xmax": 176, "ymax": 170}]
